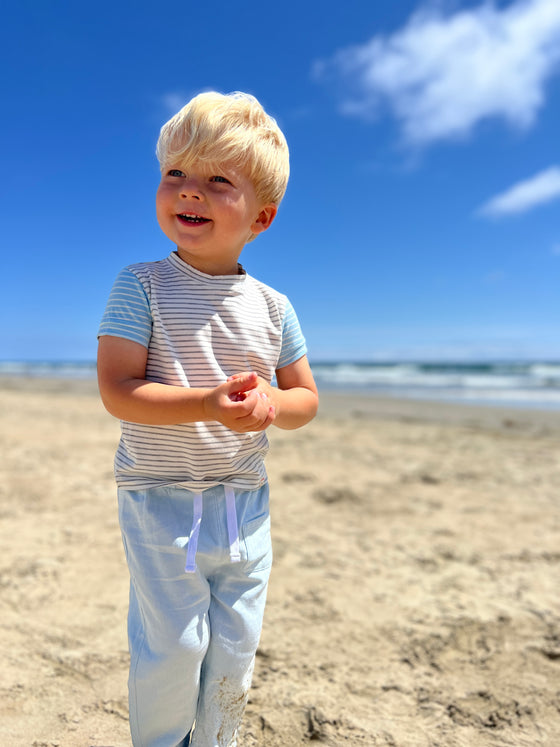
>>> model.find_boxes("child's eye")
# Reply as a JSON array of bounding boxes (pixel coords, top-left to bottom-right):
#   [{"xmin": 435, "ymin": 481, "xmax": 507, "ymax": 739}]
[
  {"xmin": 168, "ymin": 169, "xmax": 185, "ymax": 177},
  {"xmin": 210, "ymin": 175, "xmax": 231, "ymax": 184}
]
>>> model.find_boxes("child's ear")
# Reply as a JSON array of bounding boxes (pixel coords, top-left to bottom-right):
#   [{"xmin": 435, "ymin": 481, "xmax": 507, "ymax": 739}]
[{"xmin": 251, "ymin": 204, "xmax": 277, "ymax": 235}]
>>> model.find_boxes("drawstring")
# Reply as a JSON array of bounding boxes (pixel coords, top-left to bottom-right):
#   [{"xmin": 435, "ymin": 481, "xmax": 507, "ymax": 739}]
[
  {"xmin": 224, "ymin": 485, "xmax": 241, "ymax": 563},
  {"xmin": 185, "ymin": 492, "xmax": 203, "ymax": 573},
  {"xmin": 184, "ymin": 486, "xmax": 240, "ymax": 573}
]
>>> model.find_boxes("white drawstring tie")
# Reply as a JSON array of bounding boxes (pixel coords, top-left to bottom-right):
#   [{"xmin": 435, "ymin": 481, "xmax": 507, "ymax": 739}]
[
  {"xmin": 224, "ymin": 485, "xmax": 241, "ymax": 564},
  {"xmin": 184, "ymin": 486, "xmax": 240, "ymax": 573},
  {"xmin": 185, "ymin": 492, "xmax": 203, "ymax": 573}
]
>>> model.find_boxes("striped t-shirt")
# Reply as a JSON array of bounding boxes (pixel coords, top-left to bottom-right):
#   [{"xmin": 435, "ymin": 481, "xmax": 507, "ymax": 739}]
[{"xmin": 98, "ymin": 251, "xmax": 307, "ymax": 491}]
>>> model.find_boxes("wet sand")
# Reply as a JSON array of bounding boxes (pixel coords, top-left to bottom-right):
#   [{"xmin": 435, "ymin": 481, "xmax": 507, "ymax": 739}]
[{"xmin": 1, "ymin": 378, "xmax": 559, "ymax": 746}]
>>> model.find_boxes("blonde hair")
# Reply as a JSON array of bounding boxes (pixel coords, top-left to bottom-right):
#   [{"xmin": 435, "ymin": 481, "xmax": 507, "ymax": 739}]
[{"xmin": 156, "ymin": 91, "xmax": 290, "ymax": 206}]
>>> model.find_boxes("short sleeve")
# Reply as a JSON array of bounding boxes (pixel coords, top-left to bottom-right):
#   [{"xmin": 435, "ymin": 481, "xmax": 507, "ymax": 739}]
[
  {"xmin": 97, "ymin": 268, "xmax": 152, "ymax": 348},
  {"xmin": 277, "ymin": 298, "xmax": 307, "ymax": 369}
]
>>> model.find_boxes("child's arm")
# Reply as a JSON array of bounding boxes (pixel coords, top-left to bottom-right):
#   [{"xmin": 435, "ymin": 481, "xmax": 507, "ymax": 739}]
[
  {"xmin": 228, "ymin": 355, "xmax": 319, "ymax": 430},
  {"xmin": 273, "ymin": 355, "xmax": 319, "ymax": 429},
  {"xmin": 97, "ymin": 335, "xmax": 275, "ymax": 432}
]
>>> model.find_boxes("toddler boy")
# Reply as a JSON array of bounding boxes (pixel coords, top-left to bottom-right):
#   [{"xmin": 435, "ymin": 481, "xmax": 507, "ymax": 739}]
[{"xmin": 97, "ymin": 91, "xmax": 318, "ymax": 746}]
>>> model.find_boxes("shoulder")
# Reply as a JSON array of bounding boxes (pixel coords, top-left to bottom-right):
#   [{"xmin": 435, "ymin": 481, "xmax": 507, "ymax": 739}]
[
  {"xmin": 243, "ymin": 275, "xmax": 291, "ymax": 327},
  {"xmin": 119, "ymin": 257, "xmax": 178, "ymax": 301},
  {"xmin": 245, "ymin": 273, "xmax": 288, "ymax": 305},
  {"xmin": 125, "ymin": 256, "xmax": 171, "ymax": 281}
]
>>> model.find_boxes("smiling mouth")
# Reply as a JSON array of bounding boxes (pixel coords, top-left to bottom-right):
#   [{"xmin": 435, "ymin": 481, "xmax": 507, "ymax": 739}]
[{"xmin": 178, "ymin": 213, "xmax": 211, "ymax": 224}]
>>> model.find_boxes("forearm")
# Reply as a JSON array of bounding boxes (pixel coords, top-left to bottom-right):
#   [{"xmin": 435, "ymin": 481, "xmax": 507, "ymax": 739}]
[
  {"xmin": 98, "ymin": 365, "xmax": 272, "ymax": 431},
  {"xmin": 99, "ymin": 378, "xmax": 211, "ymax": 425},
  {"xmin": 268, "ymin": 386, "xmax": 319, "ymax": 430}
]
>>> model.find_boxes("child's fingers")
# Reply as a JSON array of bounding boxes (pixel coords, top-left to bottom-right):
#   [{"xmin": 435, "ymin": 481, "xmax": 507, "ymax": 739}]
[
  {"xmin": 226, "ymin": 371, "xmax": 258, "ymax": 397},
  {"xmin": 234, "ymin": 403, "xmax": 276, "ymax": 432},
  {"xmin": 227, "ymin": 371, "xmax": 254, "ymax": 382},
  {"xmin": 257, "ymin": 405, "xmax": 276, "ymax": 431}
]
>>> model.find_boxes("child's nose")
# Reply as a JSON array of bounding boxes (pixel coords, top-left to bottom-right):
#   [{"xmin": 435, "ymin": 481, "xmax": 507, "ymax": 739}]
[{"xmin": 180, "ymin": 178, "xmax": 203, "ymax": 200}]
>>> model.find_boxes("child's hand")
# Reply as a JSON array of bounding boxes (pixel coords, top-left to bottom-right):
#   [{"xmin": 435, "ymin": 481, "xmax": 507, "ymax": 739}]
[{"xmin": 203, "ymin": 372, "xmax": 276, "ymax": 432}]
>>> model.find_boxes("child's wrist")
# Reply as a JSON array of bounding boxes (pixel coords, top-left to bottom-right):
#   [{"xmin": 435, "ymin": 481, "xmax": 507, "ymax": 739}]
[{"xmin": 201, "ymin": 388, "xmax": 216, "ymax": 422}]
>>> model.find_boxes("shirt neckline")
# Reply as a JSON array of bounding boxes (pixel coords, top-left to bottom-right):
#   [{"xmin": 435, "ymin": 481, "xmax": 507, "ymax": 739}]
[{"xmin": 167, "ymin": 252, "xmax": 248, "ymax": 292}]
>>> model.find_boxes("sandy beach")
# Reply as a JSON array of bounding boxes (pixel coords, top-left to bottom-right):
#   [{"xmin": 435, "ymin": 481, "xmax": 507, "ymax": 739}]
[{"xmin": 1, "ymin": 377, "xmax": 559, "ymax": 747}]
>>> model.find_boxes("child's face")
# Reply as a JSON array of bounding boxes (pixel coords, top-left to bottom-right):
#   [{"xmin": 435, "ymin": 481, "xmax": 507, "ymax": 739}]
[{"xmin": 156, "ymin": 162, "xmax": 276, "ymax": 275}]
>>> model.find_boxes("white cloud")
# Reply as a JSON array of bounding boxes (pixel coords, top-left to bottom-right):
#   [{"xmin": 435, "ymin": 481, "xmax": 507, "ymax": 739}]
[
  {"xmin": 313, "ymin": 0, "xmax": 560, "ymax": 145},
  {"xmin": 478, "ymin": 166, "xmax": 560, "ymax": 216}
]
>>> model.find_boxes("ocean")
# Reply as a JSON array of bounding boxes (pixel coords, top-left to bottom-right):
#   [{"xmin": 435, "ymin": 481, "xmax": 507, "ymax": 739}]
[
  {"xmin": 312, "ymin": 361, "xmax": 560, "ymax": 410},
  {"xmin": 1, "ymin": 360, "xmax": 560, "ymax": 410}
]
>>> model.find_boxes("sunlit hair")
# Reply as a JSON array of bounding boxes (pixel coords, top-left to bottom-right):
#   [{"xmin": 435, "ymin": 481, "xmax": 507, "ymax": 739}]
[{"xmin": 156, "ymin": 91, "xmax": 290, "ymax": 207}]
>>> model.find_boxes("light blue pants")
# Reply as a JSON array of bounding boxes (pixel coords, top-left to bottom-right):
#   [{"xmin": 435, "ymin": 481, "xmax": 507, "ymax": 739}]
[{"xmin": 118, "ymin": 483, "xmax": 272, "ymax": 747}]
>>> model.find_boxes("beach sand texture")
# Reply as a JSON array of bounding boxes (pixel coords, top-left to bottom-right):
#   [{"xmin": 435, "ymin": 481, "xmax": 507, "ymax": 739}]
[{"xmin": 1, "ymin": 379, "xmax": 559, "ymax": 746}]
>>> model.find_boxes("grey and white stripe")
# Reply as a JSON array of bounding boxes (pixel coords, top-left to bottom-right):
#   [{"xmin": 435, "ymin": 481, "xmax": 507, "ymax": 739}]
[{"xmin": 99, "ymin": 252, "xmax": 307, "ymax": 490}]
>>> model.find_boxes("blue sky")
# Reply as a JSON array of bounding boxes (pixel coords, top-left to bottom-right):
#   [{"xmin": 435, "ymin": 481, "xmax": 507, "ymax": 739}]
[{"xmin": 2, "ymin": 0, "xmax": 560, "ymax": 362}]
